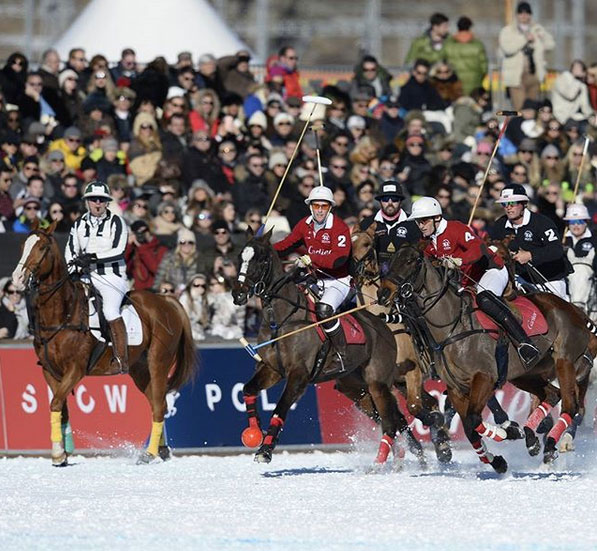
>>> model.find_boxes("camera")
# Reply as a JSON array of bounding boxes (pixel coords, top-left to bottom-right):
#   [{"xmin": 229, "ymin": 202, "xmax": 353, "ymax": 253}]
[{"xmin": 135, "ymin": 231, "xmax": 147, "ymax": 243}]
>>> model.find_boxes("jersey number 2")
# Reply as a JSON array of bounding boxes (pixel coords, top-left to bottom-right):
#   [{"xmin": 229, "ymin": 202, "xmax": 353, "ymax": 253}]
[{"xmin": 338, "ymin": 235, "xmax": 347, "ymax": 247}]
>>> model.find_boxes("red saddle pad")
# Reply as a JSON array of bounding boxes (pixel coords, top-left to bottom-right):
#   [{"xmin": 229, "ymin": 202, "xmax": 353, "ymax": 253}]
[
  {"xmin": 306, "ymin": 296, "xmax": 367, "ymax": 345},
  {"xmin": 474, "ymin": 295, "xmax": 548, "ymax": 341}
]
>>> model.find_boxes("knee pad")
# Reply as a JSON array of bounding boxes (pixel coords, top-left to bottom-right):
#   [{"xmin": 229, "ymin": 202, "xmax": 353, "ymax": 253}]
[{"xmin": 315, "ymin": 302, "xmax": 334, "ymax": 321}]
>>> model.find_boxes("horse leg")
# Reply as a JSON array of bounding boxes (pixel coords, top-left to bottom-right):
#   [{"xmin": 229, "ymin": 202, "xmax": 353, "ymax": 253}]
[
  {"xmin": 254, "ymin": 370, "xmax": 307, "ymax": 464},
  {"xmin": 44, "ymin": 366, "xmax": 84, "ymax": 467},
  {"xmin": 454, "ymin": 373, "xmax": 508, "ymax": 473},
  {"xmin": 544, "ymin": 358, "xmax": 580, "ymax": 463},
  {"xmin": 560, "ymin": 369, "xmax": 591, "ymax": 452},
  {"xmin": 417, "ymin": 387, "xmax": 453, "ymax": 464},
  {"xmin": 242, "ymin": 362, "xmax": 282, "ymax": 448},
  {"xmin": 486, "ymin": 394, "xmax": 524, "ymax": 440}
]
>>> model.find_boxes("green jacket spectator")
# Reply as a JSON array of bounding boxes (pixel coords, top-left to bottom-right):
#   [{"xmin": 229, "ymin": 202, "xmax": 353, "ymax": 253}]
[
  {"xmin": 444, "ymin": 17, "xmax": 488, "ymax": 95},
  {"xmin": 405, "ymin": 12, "xmax": 450, "ymax": 66}
]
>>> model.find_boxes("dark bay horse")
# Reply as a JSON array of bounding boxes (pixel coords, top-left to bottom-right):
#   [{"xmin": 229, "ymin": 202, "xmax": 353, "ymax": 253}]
[
  {"xmin": 351, "ymin": 223, "xmax": 452, "ymax": 463},
  {"xmin": 11, "ymin": 221, "xmax": 196, "ymax": 466},
  {"xmin": 232, "ymin": 230, "xmax": 425, "ymax": 466},
  {"xmin": 379, "ymin": 243, "xmax": 596, "ymax": 472}
]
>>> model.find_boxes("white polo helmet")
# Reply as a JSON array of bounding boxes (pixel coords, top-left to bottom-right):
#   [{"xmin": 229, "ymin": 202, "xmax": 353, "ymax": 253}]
[
  {"xmin": 82, "ymin": 180, "xmax": 111, "ymax": 200},
  {"xmin": 304, "ymin": 185, "xmax": 336, "ymax": 207},
  {"xmin": 563, "ymin": 203, "xmax": 590, "ymax": 221},
  {"xmin": 408, "ymin": 197, "xmax": 442, "ymax": 220}
]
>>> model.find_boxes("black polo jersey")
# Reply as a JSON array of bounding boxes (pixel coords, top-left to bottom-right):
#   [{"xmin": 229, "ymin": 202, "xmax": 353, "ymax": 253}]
[
  {"xmin": 359, "ymin": 210, "xmax": 421, "ymax": 269},
  {"xmin": 491, "ymin": 209, "xmax": 569, "ymax": 281},
  {"xmin": 564, "ymin": 231, "xmax": 597, "ymax": 271}
]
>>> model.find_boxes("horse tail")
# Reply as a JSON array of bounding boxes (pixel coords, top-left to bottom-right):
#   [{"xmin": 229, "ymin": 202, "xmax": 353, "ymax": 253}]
[{"xmin": 168, "ymin": 300, "xmax": 198, "ymax": 392}]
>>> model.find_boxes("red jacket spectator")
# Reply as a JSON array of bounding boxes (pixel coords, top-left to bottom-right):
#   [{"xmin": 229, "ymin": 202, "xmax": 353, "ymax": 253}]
[{"xmin": 125, "ymin": 221, "xmax": 168, "ymax": 290}]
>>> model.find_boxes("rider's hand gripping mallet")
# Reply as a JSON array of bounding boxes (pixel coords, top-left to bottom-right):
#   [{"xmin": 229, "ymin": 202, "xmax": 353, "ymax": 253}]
[
  {"xmin": 468, "ymin": 111, "xmax": 520, "ymax": 226},
  {"xmin": 258, "ymin": 95, "xmax": 332, "ymax": 235}
]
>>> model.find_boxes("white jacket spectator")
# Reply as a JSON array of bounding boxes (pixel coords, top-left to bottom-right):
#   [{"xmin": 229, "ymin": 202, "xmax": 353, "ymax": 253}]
[
  {"xmin": 207, "ymin": 277, "xmax": 245, "ymax": 340},
  {"xmin": 551, "ymin": 61, "xmax": 594, "ymax": 124}
]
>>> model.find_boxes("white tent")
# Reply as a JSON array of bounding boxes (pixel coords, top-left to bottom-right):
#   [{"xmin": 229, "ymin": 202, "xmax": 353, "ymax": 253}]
[{"xmin": 53, "ymin": 0, "xmax": 250, "ymax": 63}]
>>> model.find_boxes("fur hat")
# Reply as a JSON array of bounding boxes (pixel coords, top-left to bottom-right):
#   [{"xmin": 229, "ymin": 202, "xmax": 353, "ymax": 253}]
[{"xmin": 247, "ymin": 111, "xmax": 267, "ymax": 129}]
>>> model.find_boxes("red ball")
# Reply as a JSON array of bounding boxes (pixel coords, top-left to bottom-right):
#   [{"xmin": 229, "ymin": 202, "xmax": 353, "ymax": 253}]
[{"xmin": 241, "ymin": 427, "xmax": 263, "ymax": 448}]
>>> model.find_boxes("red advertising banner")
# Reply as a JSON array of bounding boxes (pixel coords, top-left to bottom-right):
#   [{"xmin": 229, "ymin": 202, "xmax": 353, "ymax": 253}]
[{"xmin": 0, "ymin": 348, "xmax": 150, "ymax": 451}]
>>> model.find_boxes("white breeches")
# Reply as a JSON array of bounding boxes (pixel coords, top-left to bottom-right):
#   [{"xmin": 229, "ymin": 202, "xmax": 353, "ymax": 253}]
[
  {"xmin": 90, "ymin": 272, "xmax": 129, "ymax": 321},
  {"xmin": 319, "ymin": 276, "xmax": 352, "ymax": 311},
  {"xmin": 476, "ymin": 267, "xmax": 510, "ymax": 296},
  {"xmin": 541, "ymin": 278, "xmax": 569, "ymax": 301}
]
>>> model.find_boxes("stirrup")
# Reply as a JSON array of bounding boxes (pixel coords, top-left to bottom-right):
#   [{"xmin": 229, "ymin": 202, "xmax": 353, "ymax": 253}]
[
  {"xmin": 110, "ymin": 356, "xmax": 128, "ymax": 375},
  {"xmin": 517, "ymin": 342, "xmax": 539, "ymax": 366}
]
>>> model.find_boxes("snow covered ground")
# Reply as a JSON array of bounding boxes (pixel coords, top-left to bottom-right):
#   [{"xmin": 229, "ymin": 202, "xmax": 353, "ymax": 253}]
[{"xmin": 1, "ymin": 434, "xmax": 596, "ymax": 551}]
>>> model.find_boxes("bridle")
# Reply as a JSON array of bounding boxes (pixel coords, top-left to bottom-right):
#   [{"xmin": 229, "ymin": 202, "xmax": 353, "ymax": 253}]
[
  {"xmin": 236, "ymin": 245, "xmax": 274, "ymax": 299},
  {"xmin": 353, "ymin": 240, "xmax": 380, "ymax": 286}
]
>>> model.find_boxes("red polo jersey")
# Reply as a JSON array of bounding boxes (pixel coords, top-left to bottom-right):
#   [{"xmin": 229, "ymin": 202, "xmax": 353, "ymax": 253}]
[
  {"xmin": 274, "ymin": 214, "xmax": 351, "ymax": 278},
  {"xmin": 425, "ymin": 219, "xmax": 503, "ymax": 285}
]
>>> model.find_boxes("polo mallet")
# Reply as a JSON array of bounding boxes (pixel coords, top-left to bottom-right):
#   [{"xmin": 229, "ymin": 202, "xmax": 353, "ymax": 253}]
[
  {"xmin": 561, "ymin": 135, "xmax": 590, "ymax": 244},
  {"xmin": 258, "ymin": 95, "xmax": 332, "ymax": 235},
  {"xmin": 239, "ymin": 302, "xmax": 372, "ymax": 361},
  {"xmin": 312, "ymin": 120, "xmax": 326, "ymax": 187},
  {"xmin": 572, "ymin": 135, "xmax": 591, "ymax": 202},
  {"xmin": 467, "ymin": 111, "xmax": 521, "ymax": 226}
]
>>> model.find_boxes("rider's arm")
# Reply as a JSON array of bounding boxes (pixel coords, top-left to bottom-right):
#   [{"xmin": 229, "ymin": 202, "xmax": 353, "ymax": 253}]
[
  {"xmin": 64, "ymin": 222, "xmax": 81, "ymax": 270},
  {"xmin": 273, "ymin": 223, "xmax": 304, "ymax": 257}
]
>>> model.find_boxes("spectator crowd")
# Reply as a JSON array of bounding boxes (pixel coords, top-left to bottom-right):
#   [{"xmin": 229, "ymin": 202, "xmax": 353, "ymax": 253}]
[{"xmin": 2, "ymin": 1, "xmax": 597, "ymax": 342}]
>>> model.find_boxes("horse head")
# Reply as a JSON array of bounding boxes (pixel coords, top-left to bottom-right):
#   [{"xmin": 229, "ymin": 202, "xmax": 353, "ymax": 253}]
[
  {"xmin": 12, "ymin": 219, "xmax": 60, "ymax": 290},
  {"xmin": 377, "ymin": 241, "xmax": 426, "ymax": 306},
  {"xmin": 350, "ymin": 222, "xmax": 378, "ymax": 286},
  {"xmin": 232, "ymin": 227, "xmax": 275, "ymax": 306}
]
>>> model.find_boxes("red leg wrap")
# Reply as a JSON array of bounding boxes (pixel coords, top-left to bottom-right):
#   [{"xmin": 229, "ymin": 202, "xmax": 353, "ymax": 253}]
[
  {"xmin": 263, "ymin": 416, "xmax": 284, "ymax": 447},
  {"xmin": 475, "ymin": 421, "xmax": 506, "ymax": 442},
  {"xmin": 472, "ymin": 440, "xmax": 492, "ymax": 464},
  {"xmin": 525, "ymin": 401, "xmax": 552, "ymax": 431},
  {"xmin": 546, "ymin": 413, "xmax": 573, "ymax": 444},
  {"xmin": 375, "ymin": 434, "xmax": 394, "ymax": 464}
]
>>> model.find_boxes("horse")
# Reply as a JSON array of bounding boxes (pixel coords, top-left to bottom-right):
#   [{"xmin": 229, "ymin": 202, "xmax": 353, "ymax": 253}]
[
  {"xmin": 378, "ymin": 243, "xmax": 596, "ymax": 472},
  {"xmin": 232, "ymin": 229, "xmax": 426, "ymax": 466},
  {"xmin": 11, "ymin": 221, "xmax": 197, "ymax": 466},
  {"xmin": 351, "ymin": 223, "xmax": 452, "ymax": 463},
  {"xmin": 566, "ymin": 247, "xmax": 597, "ymax": 322}
]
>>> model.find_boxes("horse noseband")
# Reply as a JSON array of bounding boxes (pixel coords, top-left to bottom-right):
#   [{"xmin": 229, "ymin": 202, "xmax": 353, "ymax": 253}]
[{"xmin": 253, "ymin": 280, "xmax": 266, "ymax": 297}]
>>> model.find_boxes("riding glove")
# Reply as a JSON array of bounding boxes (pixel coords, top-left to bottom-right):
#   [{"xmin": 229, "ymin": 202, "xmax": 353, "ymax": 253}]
[
  {"xmin": 73, "ymin": 253, "xmax": 97, "ymax": 269},
  {"xmin": 295, "ymin": 254, "xmax": 312, "ymax": 268},
  {"xmin": 441, "ymin": 256, "xmax": 463, "ymax": 269}
]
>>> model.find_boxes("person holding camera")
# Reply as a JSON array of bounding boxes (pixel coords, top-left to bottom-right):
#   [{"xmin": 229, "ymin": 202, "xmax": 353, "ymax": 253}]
[
  {"xmin": 499, "ymin": 2, "xmax": 554, "ymax": 111},
  {"xmin": 217, "ymin": 50, "xmax": 256, "ymax": 100},
  {"xmin": 124, "ymin": 219, "xmax": 169, "ymax": 291}
]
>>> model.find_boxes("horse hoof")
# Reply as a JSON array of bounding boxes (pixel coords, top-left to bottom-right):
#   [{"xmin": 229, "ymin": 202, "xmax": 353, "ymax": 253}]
[
  {"xmin": 158, "ymin": 445, "xmax": 172, "ymax": 462},
  {"xmin": 558, "ymin": 432, "xmax": 575, "ymax": 453},
  {"xmin": 505, "ymin": 422, "xmax": 524, "ymax": 441},
  {"xmin": 254, "ymin": 444, "xmax": 273, "ymax": 463},
  {"xmin": 524, "ymin": 426, "xmax": 541, "ymax": 456},
  {"xmin": 136, "ymin": 451, "xmax": 158, "ymax": 465},
  {"xmin": 429, "ymin": 410, "xmax": 445, "ymax": 428},
  {"xmin": 491, "ymin": 455, "xmax": 508, "ymax": 474},
  {"xmin": 435, "ymin": 441, "xmax": 452, "ymax": 464},
  {"xmin": 536, "ymin": 415, "xmax": 554, "ymax": 434},
  {"xmin": 52, "ymin": 455, "xmax": 68, "ymax": 467},
  {"xmin": 543, "ymin": 437, "xmax": 558, "ymax": 464}
]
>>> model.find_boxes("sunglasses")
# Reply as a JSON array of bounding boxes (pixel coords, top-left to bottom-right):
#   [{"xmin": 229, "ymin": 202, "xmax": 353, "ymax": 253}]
[
  {"xmin": 548, "ymin": 126, "xmax": 561, "ymax": 131},
  {"xmin": 249, "ymin": 218, "xmax": 261, "ymax": 224},
  {"xmin": 197, "ymin": 213, "xmax": 211, "ymax": 220},
  {"xmin": 503, "ymin": 201, "xmax": 524, "ymax": 207},
  {"xmin": 407, "ymin": 142, "xmax": 423, "ymax": 148},
  {"xmin": 334, "ymin": 141, "xmax": 349, "ymax": 147},
  {"xmin": 28, "ymin": 81, "xmax": 43, "ymax": 87},
  {"xmin": 140, "ymin": 124, "xmax": 153, "ymax": 130},
  {"xmin": 249, "ymin": 163, "xmax": 265, "ymax": 168},
  {"xmin": 301, "ymin": 183, "xmax": 315, "ymax": 189},
  {"xmin": 6, "ymin": 289, "xmax": 22, "ymax": 295},
  {"xmin": 24, "ymin": 205, "xmax": 40, "ymax": 211},
  {"xmin": 171, "ymin": 102, "xmax": 185, "ymax": 108},
  {"xmin": 512, "ymin": 171, "xmax": 527, "ymax": 176},
  {"xmin": 276, "ymin": 121, "xmax": 292, "ymax": 126},
  {"xmin": 545, "ymin": 191, "xmax": 559, "ymax": 196},
  {"xmin": 63, "ymin": 183, "xmax": 78, "ymax": 189},
  {"xmin": 179, "ymin": 240, "xmax": 195, "ymax": 245},
  {"xmin": 379, "ymin": 196, "xmax": 400, "ymax": 202},
  {"xmin": 23, "ymin": 165, "xmax": 39, "ymax": 171},
  {"xmin": 162, "ymin": 209, "xmax": 176, "ymax": 214},
  {"xmin": 568, "ymin": 219, "xmax": 587, "ymax": 225},
  {"xmin": 134, "ymin": 203, "xmax": 147, "ymax": 209},
  {"xmin": 214, "ymin": 229, "xmax": 228, "ymax": 235},
  {"xmin": 201, "ymin": 100, "xmax": 214, "ymax": 105},
  {"xmin": 311, "ymin": 202, "xmax": 331, "ymax": 211},
  {"xmin": 362, "ymin": 67, "xmax": 377, "ymax": 72},
  {"xmin": 545, "ymin": 156, "xmax": 559, "ymax": 160},
  {"xmin": 88, "ymin": 198, "xmax": 109, "ymax": 204},
  {"xmin": 220, "ymin": 147, "xmax": 236, "ymax": 154},
  {"xmin": 331, "ymin": 164, "xmax": 347, "ymax": 169},
  {"xmin": 414, "ymin": 70, "xmax": 428, "ymax": 77},
  {"xmin": 67, "ymin": 137, "xmax": 81, "ymax": 143},
  {"xmin": 286, "ymin": 56, "xmax": 298, "ymax": 60},
  {"xmin": 161, "ymin": 288, "xmax": 175, "ymax": 294},
  {"xmin": 50, "ymin": 209, "xmax": 63, "ymax": 215},
  {"xmin": 573, "ymin": 152, "xmax": 583, "ymax": 157},
  {"xmin": 12, "ymin": 60, "xmax": 24, "ymax": 67},
  {"xmin": 331, "ymin": 106, "xmax": 346, "ymax": 112},
  {"xmin": 192, "ymin": 282, "xmax": 206, "ymax": 288},
  {"xmin": 519, "ymin": 150, "xmax": 533, "ymax": 154},
  {"xmin": 194, "ymin": 136, "xmax": 210, "ymax": 142},
  {"xmin": 437, "ymin": 194, "xmax": 451, "ymax": 199}
]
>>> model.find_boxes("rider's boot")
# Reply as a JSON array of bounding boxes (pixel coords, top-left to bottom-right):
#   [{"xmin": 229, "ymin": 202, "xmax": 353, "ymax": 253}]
[
  {"xmin": 316, "ymin": 302, "xmax": 348, "ymax": 369},
  {"xmin": 324, "ymin": 322, "xmax": 348, "ymax": 369},
  {"xmin": 108, "ymin": 317, "xmax": 129, "ymax": 375},
  {"xmin": 477, "ymin": 291, "xmax": 539, "ymax": 368}
]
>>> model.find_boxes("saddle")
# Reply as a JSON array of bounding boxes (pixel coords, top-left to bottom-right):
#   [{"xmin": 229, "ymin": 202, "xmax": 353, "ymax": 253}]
[
  {"xmin": 304, "ymin": 293, "xmax": 366, "ymax": 345},
  {"xmin": 473, "ymin": 295, "xmax": 548, "ymax": 341}
]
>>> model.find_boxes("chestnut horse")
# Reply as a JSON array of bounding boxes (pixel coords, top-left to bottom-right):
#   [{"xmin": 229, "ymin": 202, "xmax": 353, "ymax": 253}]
[
  {"xmin": 379, "ymin": 243, "xmax": 596, "ymax": 472},
  {"xmin": 11, "ymin": 222, "xmax": 196, "ymax": 466},
  {"xmin": 232, "ymin": 230, "xmax": 426, "ymax": 466}
]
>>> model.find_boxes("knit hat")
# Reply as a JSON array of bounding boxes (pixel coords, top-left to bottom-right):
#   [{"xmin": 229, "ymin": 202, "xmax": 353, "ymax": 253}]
[
  {"xmin": 211, "ymin": 220, "xmax": 229, "ymax": 233},
  {"xmin": 540, "ymin": 144, "xmax": 560, "ymax": 159},
  {"xmin": 273, "ymin": 112, "xmax": 294, "ymax": 126},
  {"xmin": 247, "ymin": 111, "xmax": 267, "ymax": 129},
  {"xmin": 347, "ymin": 115, "xmax": 366, "ymax": 129},
  {"xmin": 58, "ymin": 69, "xmax": 78, "ymax": 88},
  {"xmin": 177, "ymin": 227, "xmax": 195, "ymax": 244},
  {"xmin": 268, "ymin": 151, "xmax": 288, "ymax": 169}
]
